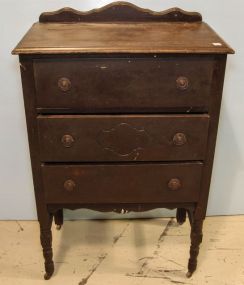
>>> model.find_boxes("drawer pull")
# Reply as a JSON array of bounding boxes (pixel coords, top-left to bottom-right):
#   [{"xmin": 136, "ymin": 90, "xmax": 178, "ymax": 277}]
[
  {"xmin": 173, "ymin": 133, "xmax": 187, "ymax": 146},
  {"xmin": 58, "ymin": 77, "xmax": 71, "ymax": 91},
  {"xmin": 168, "ymin": 178, "xmax": 181, "ymax": 191},
  {"xmin": 176, "ymin": 76, "xmax": 189, "ymax": 90},
  {"xmin": 64, "ymin": 179, "xmax": 76, "ymax": 192},
  {"xmin": 61, "ymin": 134, "xmax": 74, "ymax": 148}
]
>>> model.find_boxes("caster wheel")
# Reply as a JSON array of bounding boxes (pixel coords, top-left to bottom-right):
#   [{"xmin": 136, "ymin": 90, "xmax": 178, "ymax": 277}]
[
  {"xmin": 186, "ymin": 271, "xmax": 193, "ymax": 278},
  {"xmin": 44, "ymin": 273, "xmax": 52, "ymax": 280},
  {"xmin": 56, "ymin": 225, "xmax": 62, "ymax": 230}
]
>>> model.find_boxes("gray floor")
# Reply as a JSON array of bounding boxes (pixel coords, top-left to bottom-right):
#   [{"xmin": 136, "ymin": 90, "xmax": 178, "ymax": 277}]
[{"xmin": 0, "ymin": 216, "xmax": 243, "ymax": 284}]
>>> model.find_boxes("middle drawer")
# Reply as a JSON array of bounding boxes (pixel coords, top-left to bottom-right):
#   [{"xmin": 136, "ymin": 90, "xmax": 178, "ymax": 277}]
[{"xmin": 38, "ymin": 114, "xmax": 209, "ymax": 162}]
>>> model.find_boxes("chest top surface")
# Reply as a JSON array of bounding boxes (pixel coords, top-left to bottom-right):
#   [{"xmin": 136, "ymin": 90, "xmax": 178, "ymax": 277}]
[{"xmin": 12, "ymin": 2, "xmax": 234, "ymax": 55}]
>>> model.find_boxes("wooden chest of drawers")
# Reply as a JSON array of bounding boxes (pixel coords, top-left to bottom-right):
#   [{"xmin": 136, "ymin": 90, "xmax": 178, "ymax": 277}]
[{"xmin": 12, "ymin": 2, "xmax": 234, "ymax": 280}]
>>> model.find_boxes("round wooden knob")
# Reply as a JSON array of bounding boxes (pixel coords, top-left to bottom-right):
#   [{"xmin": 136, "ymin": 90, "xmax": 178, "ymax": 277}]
[
  {"xmin": 58, "ymin": 77, "xmax": 71, "ymax": 91},
  {"xmin": 64, "ymin": 179, "xmax": 76, "ymax": 192},
  {"xmin": 173, "ymin": 133, "xmax": 187, "ymax": 146},
  {"xmin": 61, "ymin": 134, "xmax": 74, "ymax": 148},
  {"xmin": 168, "ymin": 178, "xmax": 181, "ymax": 191},
  {"xmin": 176, "ymin": 76, "xmax": 189, "ymax": 90}
]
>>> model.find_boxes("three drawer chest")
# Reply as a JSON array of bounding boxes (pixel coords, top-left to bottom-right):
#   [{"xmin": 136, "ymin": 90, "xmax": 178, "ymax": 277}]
[{"xmin": 12, "ymin": 2, "xmax": 234, "ymax": 280}]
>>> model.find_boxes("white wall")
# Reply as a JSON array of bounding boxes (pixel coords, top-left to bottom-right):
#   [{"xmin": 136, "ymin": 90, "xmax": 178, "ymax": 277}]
[{"xmin": 0, "ymin": 0, "xmax": 243, "ymax": 220}]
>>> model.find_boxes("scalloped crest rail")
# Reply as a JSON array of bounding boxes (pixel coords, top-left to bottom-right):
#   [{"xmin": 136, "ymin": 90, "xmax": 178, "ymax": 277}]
[{"xmin": 39, "ymin": 1, "xmax": 202, "ymax": 23}]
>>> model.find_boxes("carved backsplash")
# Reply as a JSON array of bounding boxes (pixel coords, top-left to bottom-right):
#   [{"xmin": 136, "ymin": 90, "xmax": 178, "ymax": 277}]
[{"xmin": 39, "ymin": 2, "xmax": 202, "ymax": 23}]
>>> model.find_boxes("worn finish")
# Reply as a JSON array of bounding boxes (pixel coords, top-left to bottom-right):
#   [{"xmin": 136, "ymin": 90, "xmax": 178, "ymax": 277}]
[
  {"xmin": 38, "ymin": 114, "xmax": 209, "ymax": 162},
  {"xmin": 39, "ymin": 3, "xmax": 203, "ymax": 23},
  {"xmin": 41, "ymin": 163, "xmax": 203, "ymax": 204},
  {"xmin": 12, "ymin": 2, "xmax": 234, "ymax": 280},
  {"xmin": 12, "ymin": 22, "xmax": 234, "ymax": 55},
  {"xmin": 34, "ymin": 57, "xmax": 214, "ymax": 112}
]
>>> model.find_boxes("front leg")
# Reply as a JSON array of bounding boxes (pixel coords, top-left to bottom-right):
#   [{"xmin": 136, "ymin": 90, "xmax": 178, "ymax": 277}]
[
  {"xmin": 187, "ymin": 218, "xmax": 204, "ymax": 278},
  {"xmin": 40, "ymin": 212, "xmax": 54, "ymax": 280}
]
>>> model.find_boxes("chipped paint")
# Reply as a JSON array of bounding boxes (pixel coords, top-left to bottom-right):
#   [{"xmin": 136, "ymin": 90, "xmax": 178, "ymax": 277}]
[
  {"xmin": 186, "ymin": 107, "xmax": 193, "ymax": 113},
  {"xmin": 212, "ymin": 42, "xmax": 222, "ymax": 46},
  {"xmin": 19, "ymin": 63, "xmax": 26, "ymax": 71}
]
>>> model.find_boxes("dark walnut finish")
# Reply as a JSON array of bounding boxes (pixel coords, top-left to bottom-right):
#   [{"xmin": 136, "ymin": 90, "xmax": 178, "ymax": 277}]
[
  {"xmin": 42, "ymin": 163, "xmax": 203, "ymax": 204},
  {"xmin": 34, "ymin": 57, "xmax": 214, "ymax": 113},
  {"xmin": 38, "ymin": 114, "xmax": 209, "ymax": 162},
  {"xmin": 12, "ymin": 2, "xmax": 234, "ymax": 280},
  {"xmin": 39, "ymin": 3, "xmax": 202, "ymax": 23}
]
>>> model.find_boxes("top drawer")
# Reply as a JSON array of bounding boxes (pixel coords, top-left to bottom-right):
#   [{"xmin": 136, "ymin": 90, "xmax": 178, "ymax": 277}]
[{"xmin": 34, "ymin": 56, "xmax": 214, "ymax": 113}]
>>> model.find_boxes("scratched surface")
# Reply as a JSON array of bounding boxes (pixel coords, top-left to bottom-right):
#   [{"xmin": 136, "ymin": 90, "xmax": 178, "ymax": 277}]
[{"xmin": 0, "ymin": 216, "xmax": 243, "ymax": 284}]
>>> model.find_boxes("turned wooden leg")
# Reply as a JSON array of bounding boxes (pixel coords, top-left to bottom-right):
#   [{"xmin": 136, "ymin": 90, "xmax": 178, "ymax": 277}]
[
  {"xmin": 54, "ymin": 209, "xmax": 63, "ymax": 230},
  {"xmin": 176, "ymin": 208, "xmax": 187, "ymax": 225},
  {"xmin": 186, "ymin": 208, "xmax": 194, "ymax": 226},
  {"xmin": 186, "ymin": 218, "xmax": 204, "ymax": 278},
  {"xmin": 40, "ymin": 213, "xmax": 54, "ymax": 280}
]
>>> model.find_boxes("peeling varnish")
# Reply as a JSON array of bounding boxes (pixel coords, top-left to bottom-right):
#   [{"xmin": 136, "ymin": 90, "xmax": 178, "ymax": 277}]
[
  {"xmin": 186, "ymin": 107, "xmax": 193, "ymax": 113},
  {"xmin": 212, "ymin": 42, "xmax": 222, "ymax": 46},
  {"xmin": 133, "ymin": 151, "xmax": 140, "ymax": 161},
  {"xmin": 120, "ymin": 209, "xmax": 130, "ymax": 214},
  {"xmin": 95, "ymin": 65, "xmax": 108, "ymax": 69},
  {"xmin": 19, "ymin": 63, "xmax": 26, "ymax": 71}
]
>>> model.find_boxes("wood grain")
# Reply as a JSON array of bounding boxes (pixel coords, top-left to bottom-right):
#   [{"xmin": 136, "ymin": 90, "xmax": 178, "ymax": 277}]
[
  {"xmin": 12, "ymin": 22, "xmax": 234, "ymax": 55},
  {"xmin": 41, "ymin": 163, "xmax": 203, "ymax": 204},
  {"xmin": 34, "ymin": 56, "xmax": 214, "ymax": 112},
  {"xmin": 37, "ymin": 114, "xmax": 209, "ymax": 162}
]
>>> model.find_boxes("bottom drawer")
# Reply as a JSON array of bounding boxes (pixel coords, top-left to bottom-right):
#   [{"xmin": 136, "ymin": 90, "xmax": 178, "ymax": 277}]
[{"xmin": 42, "ymin": 163, "xmax": 202, "ymax": 204}]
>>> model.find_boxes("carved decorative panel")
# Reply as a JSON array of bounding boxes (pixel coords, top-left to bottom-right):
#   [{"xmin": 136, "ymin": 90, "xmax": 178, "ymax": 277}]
[{"xmin": 97, "ymin": 123, "xmax": 150, "ymax": 157}]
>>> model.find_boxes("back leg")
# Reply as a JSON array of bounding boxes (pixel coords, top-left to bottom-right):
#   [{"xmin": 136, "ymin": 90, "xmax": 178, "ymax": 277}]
[
  {"xmin": 176, "ymin": 208, "xmax": 187, "ymax": 225},
  {"xmin": 54, "ymin": 209, "xmax": 63, "ymax": 230}
]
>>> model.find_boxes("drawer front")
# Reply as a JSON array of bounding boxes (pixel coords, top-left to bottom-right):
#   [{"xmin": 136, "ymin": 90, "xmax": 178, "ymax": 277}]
[
  {"xmin": 38, "ymin": 114, "xmax": 209, "ymax": 162},
  {"xmin": 34, "ymin": 57, "xmax": 214, "ymax": 112},
  {"xmin": 42, "ymin": 163, "xmax": 203, "ymax": 204}
]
